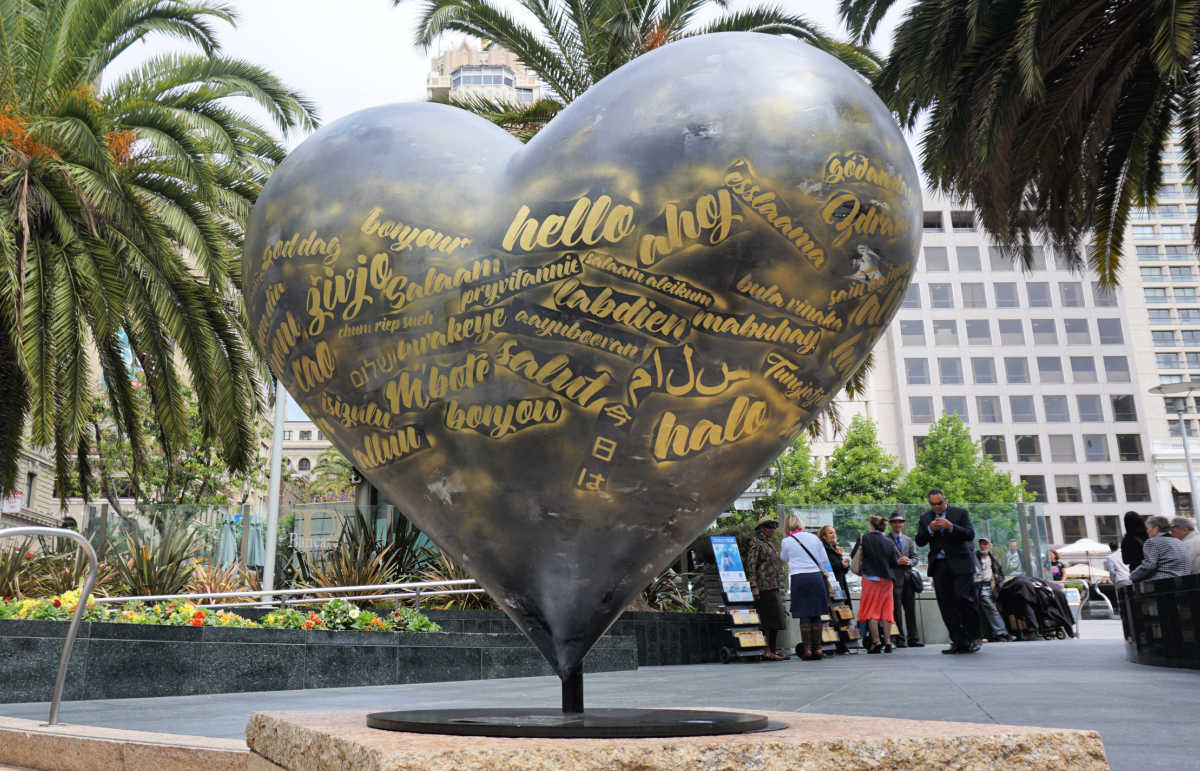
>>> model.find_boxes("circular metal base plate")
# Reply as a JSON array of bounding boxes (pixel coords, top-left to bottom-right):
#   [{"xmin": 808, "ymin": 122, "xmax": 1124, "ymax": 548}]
[{"xmin": 365, "ymin": 708, "xmax": 771, "ymax": 738}]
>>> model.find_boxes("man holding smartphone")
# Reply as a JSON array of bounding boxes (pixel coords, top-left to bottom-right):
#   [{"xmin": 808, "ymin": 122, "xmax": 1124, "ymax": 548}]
[{"xmin": 915, "ymin": 488, "xmax": 982, "ymax": 654}]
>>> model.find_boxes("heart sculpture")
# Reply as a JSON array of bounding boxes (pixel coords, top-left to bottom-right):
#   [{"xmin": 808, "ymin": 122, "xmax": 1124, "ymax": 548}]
[{"xmin": 243, "ymin": 33, "xmax": 920, "ymax": 682}]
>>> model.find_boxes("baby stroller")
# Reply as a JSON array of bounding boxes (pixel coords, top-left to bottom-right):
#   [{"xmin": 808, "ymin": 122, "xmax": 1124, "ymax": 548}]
[{"xmin": 997, "ymin": 575, "xmax": 1076, "ymax": 640}]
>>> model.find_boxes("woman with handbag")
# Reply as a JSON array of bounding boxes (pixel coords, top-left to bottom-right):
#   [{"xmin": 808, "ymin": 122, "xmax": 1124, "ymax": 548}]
[
  {"xmin": 850, "ymin": 515, "xmax": 909, "ymax": 654},
  {"xmin": 779, "ymin": 513, "xmax": 836, "ymax": 660},
  {"xmin": 818, "ymin": 525, "xmax": 854, "ymax": 654}
]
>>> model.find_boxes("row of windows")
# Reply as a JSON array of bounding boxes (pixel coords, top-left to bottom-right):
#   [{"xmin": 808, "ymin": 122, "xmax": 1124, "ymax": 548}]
[
  {"xmin": 1133, "ymin": 225, "xmax": 1194, "ymax": 240},
  {"xmin": 1132, "ymin": 204, "xmax": 1198, "ymax": 220},
  {"xmin": 909, "ymin": 395, "xmax": 1137, "ymax": 425},
  {"xmin": 1151, "ymin": 330, "xmax": 1200, "ymax": 347},
  {"xmin": 1147, "ymin": 308, "xmax": 1200, "ymax": 324},
  {"xmin": 1018, "ymin": 473, "xmax": 1150, "ymax": 504},
  {"xmin": 903, "ymin": 280, "xmax": 1115, "ymax": 310},
  {"xmin": 282, "ymin": 457, "xmax": 312, "ymax": 471},
  {"xmin": 1145, "ymin": 287, "xmax": 1200, "ymax": 302},
  {"xmin": 1054, "ymin": 514, "xmax": 1130, "ymax": 545},
  {"xmin": 917, "ymin": 245, "xmax": 1083, "ymax": 275},
  {"xmin": 1136, "ymin": 244, "xmax": 1196, "ymax": 261},
  {"xmin": 922, "ymin": 211, "xmax": 977, "ymax": 232},
  {"xmin": 281, "ymin": 430, "xmax": 324, "ymax": 441},
  {"xmin": 905, "ymin": 355, "xmax": 1130, "ymax": 386},
  {"xmin": 450, "ymin": 65, "xmax": 516, "ymax": 88},
  {"xmin": 962, "ymin": 432, "xmax": 1144, "ymax": 464},
  {"xmin": 899, "ymin": 318, "xmax": 1123, "ymax": 347},
  {"xmin": 1140, "ymin": 266, "xmax": 1197, "ymax": 282}
]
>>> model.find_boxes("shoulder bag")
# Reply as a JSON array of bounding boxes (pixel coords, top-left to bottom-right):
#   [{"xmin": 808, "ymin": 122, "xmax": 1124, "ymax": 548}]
[
  {"xmin": 849, "ymin": 536, "xmax": 864, "ymax": 575},
  {"xmin": 790, "ymin": 534, "xmax": 841, "ymax": 602}
]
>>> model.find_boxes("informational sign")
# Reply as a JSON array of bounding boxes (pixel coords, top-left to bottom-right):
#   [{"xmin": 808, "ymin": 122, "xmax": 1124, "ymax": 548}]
[
  {"xmin": 1064, "ymin": 587, "xmax": 1081, "ymax": 606},
  {"xmin": 733, "ymin": 629, "xmax": 766, "ymax": 649},
  {"xmin": 777, "ymin": 505, "xmax": 834, "ymax": 530},
  {"xmin": 729, "ymin": 608, "xmax": 760, "ymax": 625},
  {"xmin": 1, "ymin": 491, "xmax": 23, "ymax": 514},
  {"xmin": 711, "ymin": 535, "xmax": 755, "ymax": 602}
]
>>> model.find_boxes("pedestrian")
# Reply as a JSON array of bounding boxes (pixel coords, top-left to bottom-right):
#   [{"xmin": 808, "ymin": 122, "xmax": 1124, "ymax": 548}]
[
  {"xmin": 1105, "ymin": 542, "xmax": 1131, "ymax": 588},
  {"xmin": 817, "ymin": 524, "xmax": 854, "ymax": 654},
  {"xmin": 1121, "ymin": 511, "xmax": 1149, "ymax": 572},
  {"xmin": 1004, "ymin": 538, "xmax": 1026, "ymax": 576},
  {"xmin": 916, "ymin": 488, "xmax": 983, "ymax": 654},
  {"xmin": 744, "ymin": 515, "xmax": 789, "ymax": 660},
  {"xmin": 779, "ymin": 514, "xmax": 833, "ymax": 661},
  {"xmin": 1047, "ymin": 549, "xmax": 1065, "ymax": 582},
  {"xmin": 1169, "ymin": 517, "xmax": 1200, "ymax": 574},
  {"xmin": 886, "ymin": 512, "xmax": 923, "ymax": 648},
  {"xmin": 1130, "ymin": 515, "xmax": 1191, "ymax": 584},
  {"xmin": 974, "ymin": 538, "xmax": 1009, "ymax": 642},
  {"xmin": 851, "ymin": 515, "xmax": 908, "ymax": 654}
]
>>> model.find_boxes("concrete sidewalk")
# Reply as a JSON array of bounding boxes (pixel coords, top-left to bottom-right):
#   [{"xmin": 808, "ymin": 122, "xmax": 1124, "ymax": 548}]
[{"xmin": 1, "ymin": 621, "xmax": 1190, "ymax": 770}]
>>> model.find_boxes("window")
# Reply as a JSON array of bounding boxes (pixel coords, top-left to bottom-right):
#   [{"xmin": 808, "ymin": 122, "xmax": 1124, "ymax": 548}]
[
  {"xmin": 297, "ymin": 458, "xmax": 311, "ymax": 472},
  {"xmin": 1016, "ymin": 435, "xmax": 1041, "ymax": 462},
  {"xmin": 1111, "ymin": 395, "xmax": 1137, "ymax": 421},
  {"xmin": 1177, "ymin": 287, "xmax": 1198, "ymax": 301},
  {"xmin": 981, "ymin": 435, "xmax": 1007, "ymax": 462},
  {"xmin": 910, "ymin": 396, "xmax": 934, "ymax": 423},
  {"xmin": 1090, "ymin": 474, "xmax": 1117, "ymax": 503},
  {"xmin": 1037, "ymin": 356, "xmax": 1064, "ymax": 383},
  {"xmin": 1077, "ymin": 395, "xmax": 1103, "ymax": 421},
  {"xmin": 1084, "ymin": 434, "xmax": 1109, "ymax": 462},
  {"xmin": 1059, "ymin": 282, "xmax": 1084, "ymax": 307},
  {"xmin": 1027, "ymin": 282, "xmax": 1052, "ymax": 307},
  {"xmin": 943, "ymin": 396, "xmax": 968, "ymax": 421},
  {"xmin": 1065, "ymin": 319, "xmax": 1090, "ymax": 344},
  {"xmin": 966, "ymin": 320, "xmax": 991, "ymax": 345},
  {"xmin": 901, "ymin": 284, "xmax": 921, "ymax": 308},
  {"xmin": 950, "ymin": 210, "xmax": 975, "ymax": 231},
  {"xmin": 929, "ymin": 283, "xmax": 953, "ymax": 307},
  {"xmin": 1165, "ymin": 396, "xmax": 1190, "ymax": 414},
  {"xmin": 1055, "ymin": 475, "xmax": 1083, "ymax": 503},
  {"xmin": 1006, "ymin": 357, "xmax": 1031, "ymax": 384},
  {"xmin": 1137, "ymin": 245, "xmax": 1161, "ymax": 260},
  {"xmin": 1062, "ymin": 516, "xmax": 1088, "ymax": 542},
  {"xmin": 281, "ymin": 430, "xmax": 293, "ymax": 441},
  {"xmin": 994, "ymin": 282, "xmax": 1019, "ymax": 307},
  {"xmin": 299, "ymin": 430, "xmax": 312, "ymax": 441},
  {"xmin": 1032, "ymin": 319, "xmax": 1057, "ymax": 345},
  {"xmin": 1070, "ymin": 356, "xmax": 1098, "ymax": 383},
  {"xmin": 516, "ymin": 87, "xmax": 534, "ymax": 105},
  {"xmin": 1021, "ymin": 475, "xmax": 1047, "ymax": 502},
  {"xmin": 1142, "ymin": 266, "xmax": 1165, "ymax": 282},
  {"xmin": 1096, "ymin": 319, "xmax": 1123, "ymax": 344},
  {"xmin": 1049, "ymin": 434, "xmax": 1076, "ymax": 462},
  {"xmin": 901, "ymin": 320, "xmax": 925, "ymax": 345},
  {"xmin": 1172, "ymin": 266, "xmax": 1196, "ymax": 281},
  {"xmin": 924, "ymin": 246, "xmax": 949, "ymax": 271},
  {"xmin": 1010, "ymin": 395, "xmax": 1036, "ymax": 422},
  {"xmin": 1132, "ymin": 225, "xmax": 1156, "ymax": 239},
  {"xmin": 1163, "ymin": 375, "xmax": 1186, "ymax": 384},
  {"xmin": 1163, "ymin": 225, "xmax": 1189, "ymax": 238},
  {"xmin": 938, "ymin": 357, "xmax": 963, "ymax": 384},
  {"xmin": 1093, "ymin": 283, "xmax": 1117, "ymax": 306},
  {"xmin": 1181, "ymin": 309, "xmax": 1200, "ymax": 323},
  {"xmin": 1145, "ymin": 288, "xmax": 1169, "ymax": 303},
  {"xmin": 1104, "ymin": 356, "xmax": 1131, "ymax": 383},
  {"xmin": 315, "ymin": 431, "xmax": 324, "ymax": 441},
  {"xmin": 1149, "ymin": 309, "xmax": 1173, "ymax": 322},
  {"xmin": 998, "ymin": 319, "xmax": 1024, "ymax": 345},
  {"xmin": 1158, "ymin": 352, "xmax": 1183, "ymax": 369},
  {"xmin": 1153, "ymin": 330, "xmax": 1177, "ymax": 346},
  {"xmin": 1166, "ymin": 244, "xmax": 1191, "ymax": 258},
  {"xmin": 905, "ymin": 358, "xmax": 930, "ymax": 385},
  {"xmin": 1169, "ymin": 419, "xmax": 1199, "ymax": 437},
  {"xmin": 989, "ymin": 247, "xmax": 1014, "ymax": 271},
  {"xmin": 956, "ymin": 246, "xmax": 981, "ymax": 271},
  {"xmin": 923, "ymin": 211, "xmax": 944, "ymax": 231},
  {"xmin": 977, "ymin": 396, "xmax": 1002, "ymax": 422},
  {"xmin": 1188, "ymin": 352, "xmax": 1200, "ymax": 369},
  {"xmin": 971, "ymin": 357, "xmax": 997, "ymax": 384},
  {"xmin": 1043, "ymin": 395, "xmax": 1070, "ymax": 422},
  {"xmin": 961, "ymin": 283, "xmax": 987, "ymax": 308},
  {"xmin": 933, "ymin": 320, "xmax": 958, "ymax": 345},
  {"xmin": 1097, "ymin": 515, "xmax": 1121, "ymax": 544},
  {"xmin": 1183, "ymin": 330, "xmax": 1200, "ymax": 345},
  {"xmin": 1123, "ymin": 475, "xmax": 1151, "ymax": 502}
]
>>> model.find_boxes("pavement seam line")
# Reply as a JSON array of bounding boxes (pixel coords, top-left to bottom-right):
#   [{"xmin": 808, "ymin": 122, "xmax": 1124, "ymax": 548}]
[{"xmin": 941, "ymin": 668, "xmax": 998, "ymax": 723}]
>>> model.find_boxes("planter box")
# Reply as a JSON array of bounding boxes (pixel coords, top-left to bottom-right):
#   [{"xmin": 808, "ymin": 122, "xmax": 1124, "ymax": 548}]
[
  {"xmin": 1121, "ymin": 574, "xmax": 1200, "ymax": 670},
  {"xmin": 0, "ymin": 619, "xmax": 636, "ymax": 704}
]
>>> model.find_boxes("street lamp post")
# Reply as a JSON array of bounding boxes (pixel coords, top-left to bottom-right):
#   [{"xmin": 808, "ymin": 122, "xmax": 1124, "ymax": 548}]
[{"xmin": 1149, "ymin": 383, "xmax": 1200, "ymax": 516}]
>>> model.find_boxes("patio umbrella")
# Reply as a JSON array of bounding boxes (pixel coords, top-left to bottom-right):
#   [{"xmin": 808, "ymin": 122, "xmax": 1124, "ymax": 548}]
[
  {"xmin": 214, "ymin": 515, "xmax": 238, "ymax": 568},
  {"xmin": 1064, "ymin": 563, "xmax": 1109, "ymax": 581},
  {"xmin": 1056, "ymin": 538, "xmax": 1111, "ymax": 557},
  {"xmin": 245, "ymin": 515, "xmax": 265, "ymax": 569}
]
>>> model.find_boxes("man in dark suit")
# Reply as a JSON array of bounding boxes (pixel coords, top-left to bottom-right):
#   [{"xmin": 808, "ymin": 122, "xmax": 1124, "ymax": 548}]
[{"xmin": 915, "ymin": 488, "xmax": 982, "ymax": 654}]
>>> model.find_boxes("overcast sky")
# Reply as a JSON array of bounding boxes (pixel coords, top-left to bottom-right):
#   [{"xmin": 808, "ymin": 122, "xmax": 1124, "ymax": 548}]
[{"xmin": 108, "ymin": 1, "xmax": 907, "ymax": 419}]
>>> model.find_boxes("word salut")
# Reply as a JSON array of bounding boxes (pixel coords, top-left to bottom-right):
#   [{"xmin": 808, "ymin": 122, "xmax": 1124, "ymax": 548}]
[{"xmin": 249, "ymin": 153, "xmax": 915, "ymax": 498}]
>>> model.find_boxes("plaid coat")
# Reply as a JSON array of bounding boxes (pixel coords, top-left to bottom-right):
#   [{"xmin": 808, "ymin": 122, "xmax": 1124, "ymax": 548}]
[{"xmin": 744, "ymin": 533, "xmax": 784, "ymax": 593}]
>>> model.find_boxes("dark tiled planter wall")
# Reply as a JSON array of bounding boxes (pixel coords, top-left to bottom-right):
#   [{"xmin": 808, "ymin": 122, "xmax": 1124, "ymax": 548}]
[{"xmin": 1120, "ymin": 574, "xmax": 1200, "ymax": 670}]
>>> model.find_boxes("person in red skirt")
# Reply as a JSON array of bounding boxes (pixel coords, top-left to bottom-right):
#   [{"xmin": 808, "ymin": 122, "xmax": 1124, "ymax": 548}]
[{"xmin": 851, "ymin": 515, "xmax": 911, "ymax": 654}]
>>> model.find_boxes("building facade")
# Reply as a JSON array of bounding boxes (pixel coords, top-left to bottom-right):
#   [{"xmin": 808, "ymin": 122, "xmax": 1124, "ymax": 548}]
[
  {"xmin": 1, "ymin": 448, "xmax": 57, "ymax": 528},
  {"xmin": 281, "ymin": 419, "xmax": 332, "ymax": 478},
  {"xmin": 426, "ymin": 40, "xmax": 542, "ymax": 106}
]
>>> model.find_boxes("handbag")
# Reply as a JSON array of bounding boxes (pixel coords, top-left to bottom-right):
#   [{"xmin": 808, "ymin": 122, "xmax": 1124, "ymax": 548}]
[
  {"xmin": 791, "ymin": 534, "xmax": 841, "ymax": 602},
  {"xmin": 910, "ymin": 567, "xmax": 925, "ymax": 593},
  {"xmin": 849, "ymin": 537, "xmax": 864, "ymax": 575}
]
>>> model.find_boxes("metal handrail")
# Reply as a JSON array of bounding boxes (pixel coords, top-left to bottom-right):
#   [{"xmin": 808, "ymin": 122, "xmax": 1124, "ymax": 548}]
[
  {"xmin": 92, "ymin": 578, "xmax": 478, "ymax": 605},
  {"xmin": 198, "ymin": 587, "xmax": 485, "ymax": 609},
  {"xmin": 0, "ymin": 526, "xmax": 98, "ymax": 726}
]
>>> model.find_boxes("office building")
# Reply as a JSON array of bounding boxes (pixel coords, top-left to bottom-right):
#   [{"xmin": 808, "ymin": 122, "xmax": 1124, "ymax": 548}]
[{"xmin": 426, "ymin": 39, "xmax": 543, "ymax": 106}]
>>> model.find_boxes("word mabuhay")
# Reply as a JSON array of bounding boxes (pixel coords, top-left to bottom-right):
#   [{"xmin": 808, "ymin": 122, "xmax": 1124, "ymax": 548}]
[
  {"xmin": 494, "ymin": 337, "xmax": 613, "ymax": 409},
  {"xmin": 460, "ymin": 253, "xmax": 582, "ymax": 308},
  {"xmin": 724, "ymin": 160, "xmax": 825, "ymax": 269},
  {"xmin": 351, "ymin": 426, "xmax": 431, "ymax": 470},
  {"xmin": 509, "ymin": 299, "xmax": 644, "ymax": 361},
  {"xmin": 444, "ymin": 396, "xmax": 563, "ymax": 439},
  {"xmin": 733, "ymin": 273, "xmax": 842, "ymax": 330},
  {"xmin": 762, "ymin": 353, "xmax": 826, "ymax": 407},
  {"xmin": 552, "ymin": 278, "xmax": 689, "ymax": 343},
  {"xmin": 581, "ymin": 251, "xmax": 714, "ymax": 307},
  {"xmin": 691, "ymin": 309, "xmax": 822, "ymax": 356},
  {"xmin": 627, "ymin": 344, "xmax": 749, "ymax": 407},
  {"xmin": 651, "ymin": 396, "xmax": 769, "ymax": 462},
  {"xmin": 383, "ymin": 351, "xmax": 491, "ymax": 413}
]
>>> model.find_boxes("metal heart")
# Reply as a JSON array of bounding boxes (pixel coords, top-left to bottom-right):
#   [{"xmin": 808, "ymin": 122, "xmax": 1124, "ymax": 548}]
[{"xmin": 243, "ymin": 32, "xmax": 920, "ymax": 680}]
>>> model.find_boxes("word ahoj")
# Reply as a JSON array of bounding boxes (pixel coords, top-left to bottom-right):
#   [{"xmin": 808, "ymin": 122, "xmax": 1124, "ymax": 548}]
[
  {"xmin": 637, "ymin": 189, "xmax": 742, "ymax": 267},
  {"xmin": 651, "ymin": 396, "xmax": 769, "ymax": 461},
  {"xmin": 501, "ymin": 195, "xmax": 635, "ymax": 252}
]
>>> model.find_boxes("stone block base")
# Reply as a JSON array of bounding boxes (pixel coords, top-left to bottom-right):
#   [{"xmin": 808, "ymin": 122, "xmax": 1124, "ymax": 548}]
[{"xmin": 246, "ymin": 708, "xmax": 1107, "ymax": 770}]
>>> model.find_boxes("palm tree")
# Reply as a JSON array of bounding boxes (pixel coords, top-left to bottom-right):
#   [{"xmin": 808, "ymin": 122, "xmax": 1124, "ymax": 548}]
[
  {"xmin": 0, "ymin": 0, "xmax": 318, "ymax": 495},
  {"xmin": 404, "ymin": 0, "xmax": 880, "ymax": 136},
  {"xmin": 839, "ymin": 0, "xmax": 1200, "ymax": 286},
  {"xmin": 307, "ymin": 447, "xmax": 357, "ymax": 501}
]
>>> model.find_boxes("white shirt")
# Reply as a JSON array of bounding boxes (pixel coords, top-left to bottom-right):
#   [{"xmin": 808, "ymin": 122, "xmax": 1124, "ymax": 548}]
[
  {"xmin": 1182, "ymin": 531, "xmax": 1200, "ymax": 574},
  {"xmin": 780, "ymin": 530, "xmax": 833, "ymax": 575},
  {"xmin": 1106, "ymin": 551, "xmax": 1131, "ymax": 586}
]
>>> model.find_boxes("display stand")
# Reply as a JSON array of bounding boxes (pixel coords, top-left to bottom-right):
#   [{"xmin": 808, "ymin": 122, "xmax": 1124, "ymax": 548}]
[{"xmin": 710, "ymin": 536, "xmax": 768, "ymax": 663}]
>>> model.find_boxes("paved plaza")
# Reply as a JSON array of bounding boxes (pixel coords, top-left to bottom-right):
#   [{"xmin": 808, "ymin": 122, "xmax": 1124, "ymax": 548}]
[{"xmin": 0, "ymin": 621, "xmax": 1192, "ymax": 770}]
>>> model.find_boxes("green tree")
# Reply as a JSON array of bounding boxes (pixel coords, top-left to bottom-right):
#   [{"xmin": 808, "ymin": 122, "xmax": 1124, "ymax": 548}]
[
  {"xmin": 306, "ymin": 447, "xmax": 357, "ymax": 502},
  {"xmin": 839, "ymin": 0, "xmax": 1200, "ymax": 286},
  {"xmin": 814, "ymin": 414, "xmax": 901, "ymax": 504},
  {"xmin": 0, "ymin": 0, "xmax": 318, "ymax": 495},
  {"xmin": 405, "ymin": 0, "xmax": 881, "ymax": 137},
  {"xmin": 752, "ymin": 431, "xmax": 819, "ymax": 515},
  {"xmin": 896, "ymin": 414, "xmax": 1024, "ymax": 505}
]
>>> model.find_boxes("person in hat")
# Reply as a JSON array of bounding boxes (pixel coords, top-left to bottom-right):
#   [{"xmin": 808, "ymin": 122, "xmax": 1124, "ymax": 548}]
[
  {"xmin": 745, "ymin": 515, "xmax": 789, "ymax": 660},
  {"xmin": 887, "ymin": 511, "xmax": 922, "ymax": 648},
  {"xmin": 974, "ymin": 538, "xmax": 1009, "ymax": 642}
]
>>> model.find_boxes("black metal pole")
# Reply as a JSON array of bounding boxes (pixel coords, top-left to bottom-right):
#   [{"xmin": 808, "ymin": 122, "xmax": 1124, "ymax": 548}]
[{"xmin": 561, "ymin": 668, "xmax": 583, "ymax": 714}]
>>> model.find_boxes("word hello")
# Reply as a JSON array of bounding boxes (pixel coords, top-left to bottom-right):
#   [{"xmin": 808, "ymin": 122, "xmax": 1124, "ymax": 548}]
[
  {"xmin": 651, "ymin": 396, "xmax": 769, "ymax": 462},
  {"xmin": 444, "ymin": 397, "xmax": 562, "ymax": 439},
  {"xmin": 361, "ymin": 207, "xmax": 471, "ymax": 254},
  {"xmin": 637, "ymin": 189, "xmax": 742, "ymax": 267},
  {"xmin": 501, "ymin": 196, "xmax": 635, "ymax": 253}
]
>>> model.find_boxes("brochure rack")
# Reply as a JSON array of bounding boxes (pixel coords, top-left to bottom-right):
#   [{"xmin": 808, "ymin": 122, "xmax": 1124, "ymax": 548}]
[{"xmin": 710, "ymin": 535, "xmax": 768, "ymax": 663}]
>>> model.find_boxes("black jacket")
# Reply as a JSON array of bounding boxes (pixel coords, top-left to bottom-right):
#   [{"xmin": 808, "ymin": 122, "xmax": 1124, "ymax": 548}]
[
  {"xmin": 915, "ymin": 505, "xmax": 976, "ymax": 576},
  {"xmin": 975, "ymin": 551, "xmax": 1004, "ymax": 585},
  {"xmin": 1120, "ymin": 533, "xmax": 1146, "ymax": 571},
  {"xmin": 852, "ymin": 530, "xmax": 901, "ymax": 582}
]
